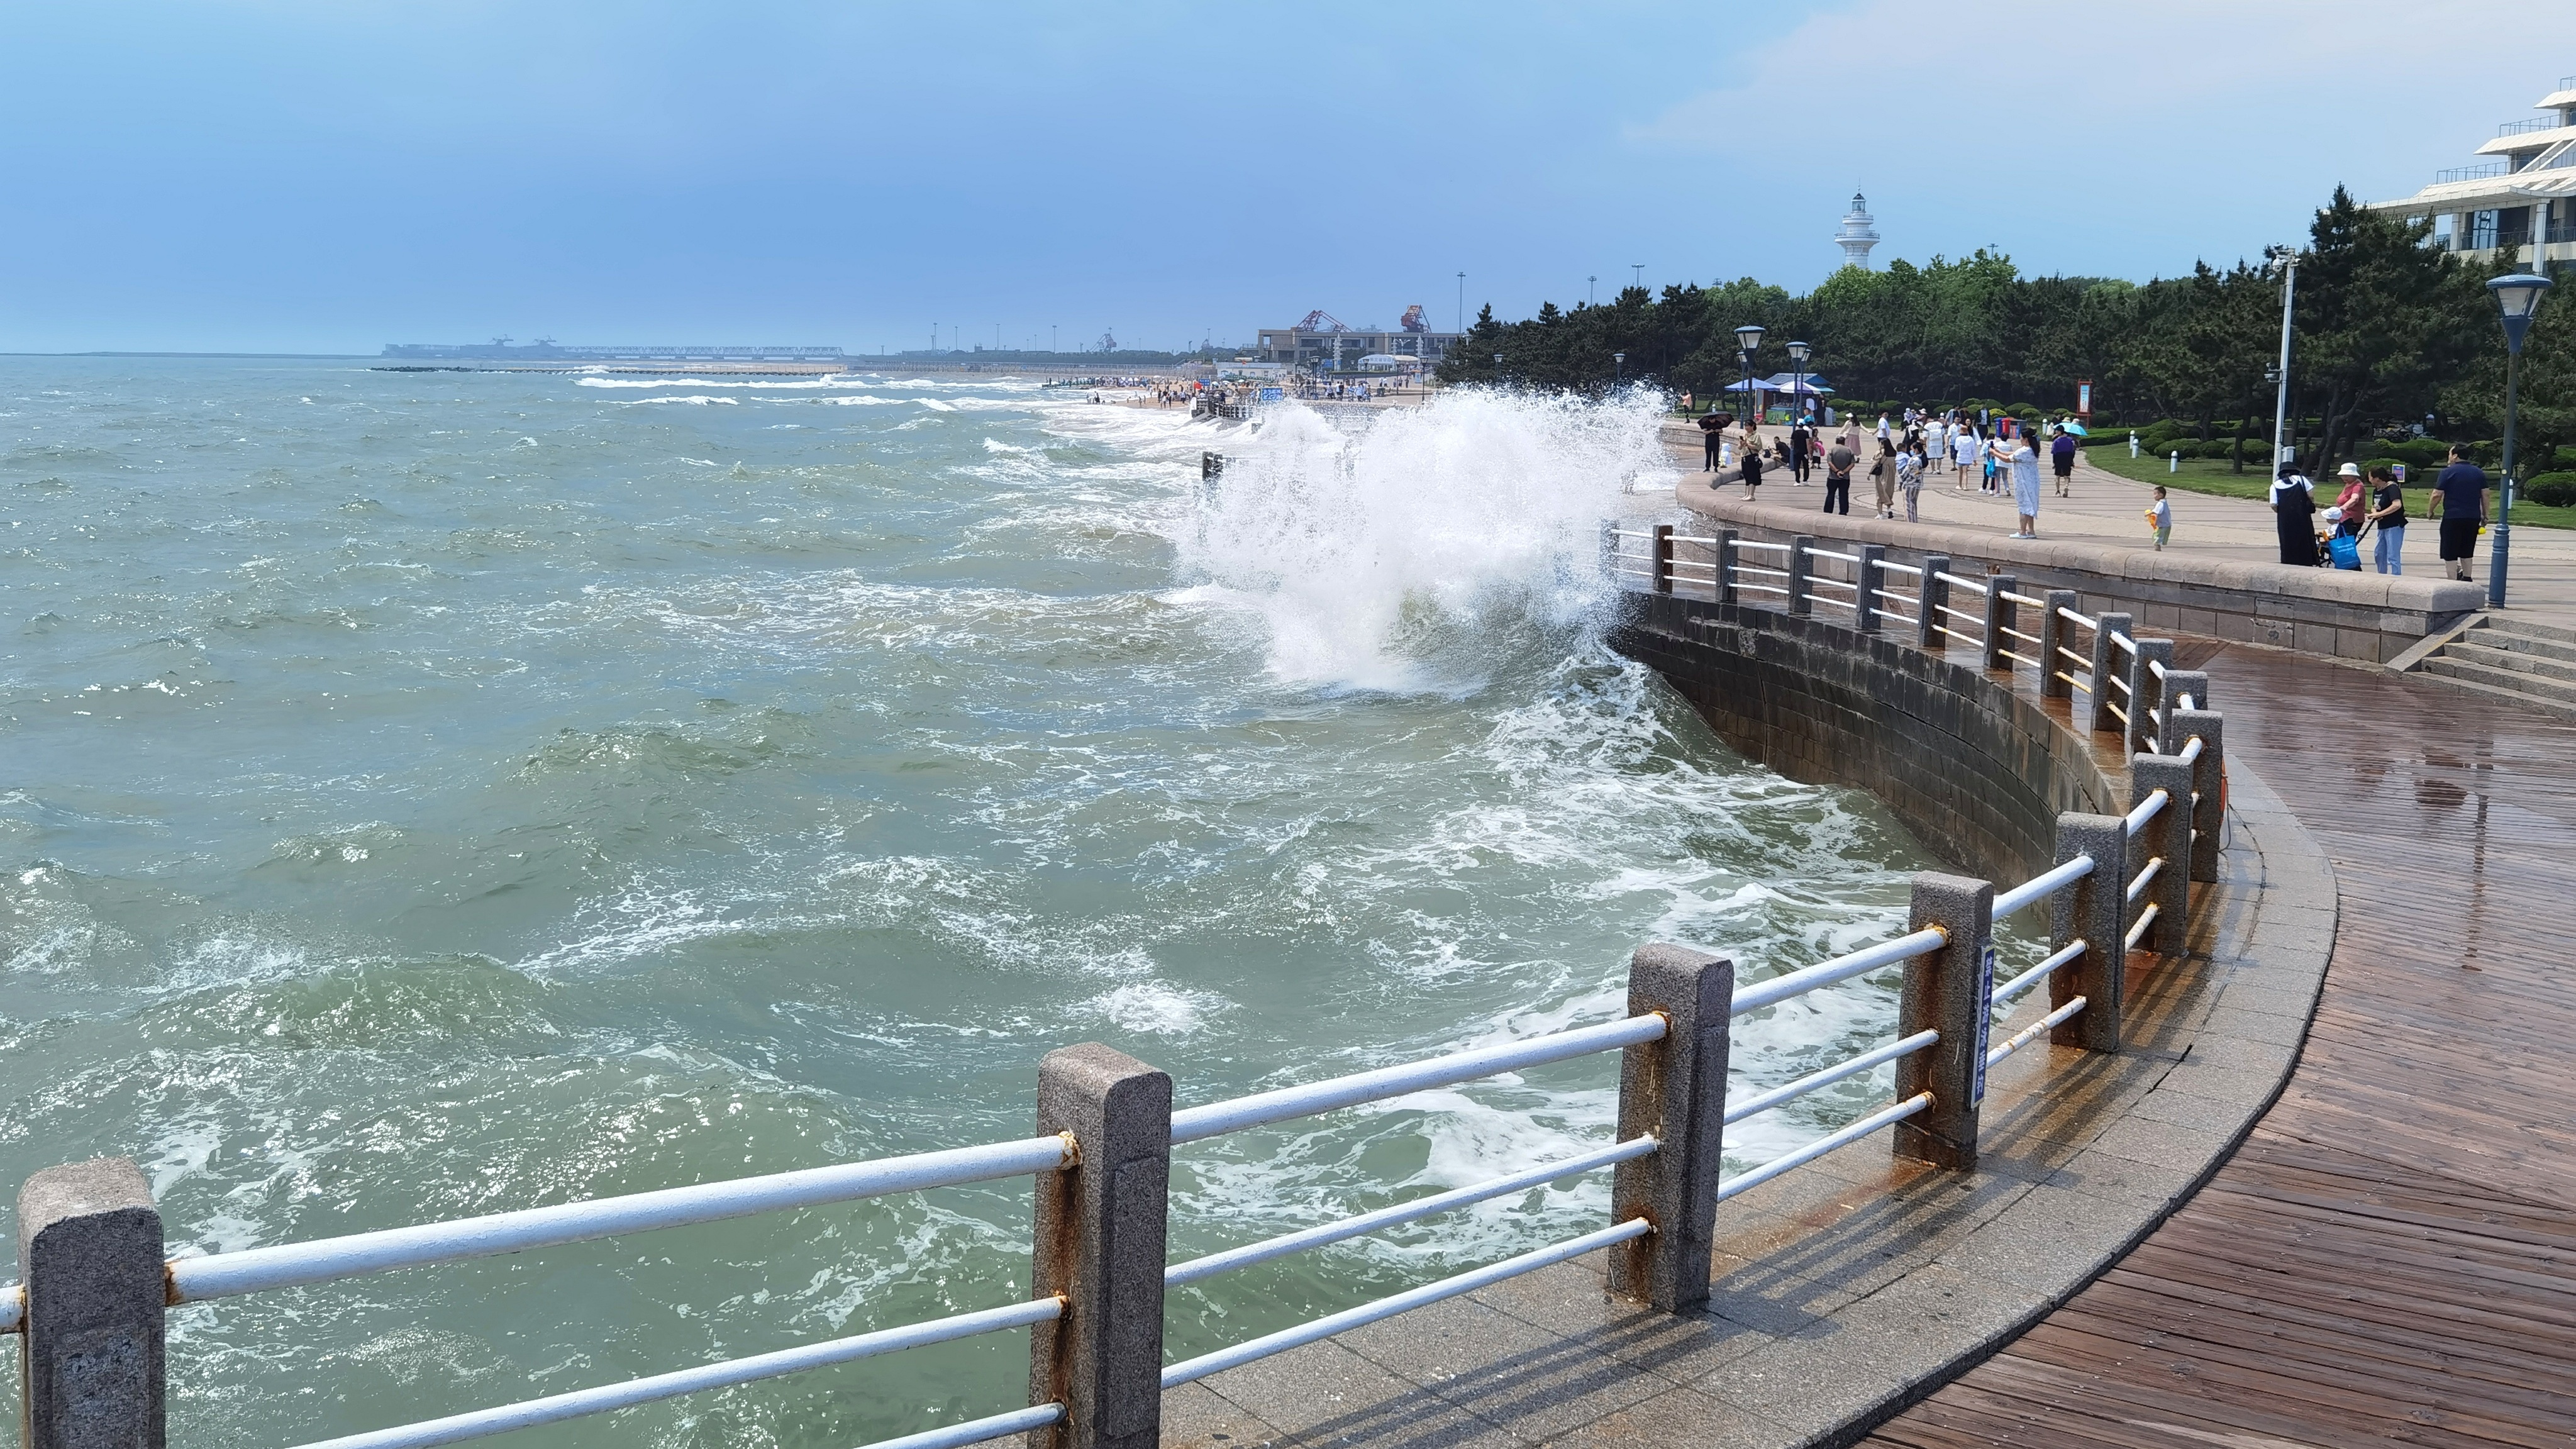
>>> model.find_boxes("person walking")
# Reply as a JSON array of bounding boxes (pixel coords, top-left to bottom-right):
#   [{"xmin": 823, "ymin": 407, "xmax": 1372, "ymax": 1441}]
[
  {"xmin": 2050, "ymin": 426, "xmax": 2077, "ymax": 498},
  {"xmin": 1951, "ymin": 423, "xmax": 1979, "ymax": 491},
  {"xmin": 2432, "ymin": 444, "xmax": 2489, "ymax": 581},
  {"xmin": 1789, "ymin": 419, "xmax": 1814, "ymax": 484},
  {"xmin": 1868, "ymin": 436, "xmax": 1898, "ymax": 518},
  {"xmin": 2145, "ymin": 485, "xmax": 2172, "ymax": 550},
  {"xmin": 2269, "ymin": 460, "xmax": 2319, "ymax": 566},
  {"xmin": 1896, "ymin": 439, "xmax": 1924, "ymax": 521},
  {"xmin": 1823, "ymin": 433, "xmax": 1857, "ymax": 515},
  {"xmin": 2365, "ymin": 463, "xmax": 2406, "ymax": 574},
  {"xmin": 2003, "ymin": 430, "xmax": 2042, "ymax": 536}
]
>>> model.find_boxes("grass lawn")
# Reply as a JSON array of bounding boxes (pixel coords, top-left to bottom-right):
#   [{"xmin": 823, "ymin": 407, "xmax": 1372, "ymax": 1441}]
[{"xmin": 2082, "ymin": 448, "xmax": 2576, "ymax": 531}]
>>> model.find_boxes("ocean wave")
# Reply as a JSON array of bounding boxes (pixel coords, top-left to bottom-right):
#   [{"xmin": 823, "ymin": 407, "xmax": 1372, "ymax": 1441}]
[{"xmin": 613, "ymin": 395, "xmax": 739, "ymax": 406}]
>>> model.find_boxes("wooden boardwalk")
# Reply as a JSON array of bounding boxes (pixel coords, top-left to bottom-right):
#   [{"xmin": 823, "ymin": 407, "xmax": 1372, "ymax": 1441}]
[{"xmin": 1866, "ymin": 645, "xmax": 2576, "ymax": 1448}]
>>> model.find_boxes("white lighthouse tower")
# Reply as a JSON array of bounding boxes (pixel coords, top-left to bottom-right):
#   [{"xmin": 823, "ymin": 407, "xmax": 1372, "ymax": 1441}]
[{"xmin": 1834, "ymin": 191, "xmax": 1880, "ymax": 270}]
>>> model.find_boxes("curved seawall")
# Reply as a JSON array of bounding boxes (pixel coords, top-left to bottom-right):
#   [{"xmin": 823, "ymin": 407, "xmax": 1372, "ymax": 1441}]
[{"xmin": 1609, "ymin": 591, "xmax": 2115, "ymax": 889}]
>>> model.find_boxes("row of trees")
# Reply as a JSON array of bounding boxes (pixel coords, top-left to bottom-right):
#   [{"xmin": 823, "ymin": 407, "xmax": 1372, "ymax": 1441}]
[{"xmin": 1435, "ymin": 187, "xmax": 2568, "ymax": 477}]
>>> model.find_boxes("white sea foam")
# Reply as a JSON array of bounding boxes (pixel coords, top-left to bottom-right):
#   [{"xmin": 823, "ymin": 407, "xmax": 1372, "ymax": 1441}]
[
  {"xmin": 1170, "ymin": 392, "xmax": 1674, "ymax": 691},
  {"xmin": 614, "ymin": 395, "xmax": 739, "ymax": 406}
]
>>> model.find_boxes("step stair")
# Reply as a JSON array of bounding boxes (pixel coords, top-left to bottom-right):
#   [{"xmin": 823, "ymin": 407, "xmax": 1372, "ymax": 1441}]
[{"xmin": 2406, "ymin": 616, "xmax": 2576, "ymax": 723}]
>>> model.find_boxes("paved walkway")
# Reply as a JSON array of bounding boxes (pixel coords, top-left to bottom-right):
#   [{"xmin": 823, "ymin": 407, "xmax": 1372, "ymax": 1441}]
[
  {"xmin": 1865, "ymin": 645, "xmax": 2576, "ymax": 1448},
  {"xmin": 1662, "ymin": 422, "xmax": 2576, "ymax": 637}
]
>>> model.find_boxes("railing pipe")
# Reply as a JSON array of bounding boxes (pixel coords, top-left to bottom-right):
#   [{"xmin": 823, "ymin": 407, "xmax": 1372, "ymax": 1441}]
[
  {"xmin": 1728, "ymin": 928, "xmax": 1948, "ymax": 1016},
  {"xmin": 1722, "ymin": 1030, "xmax": 1939, "ymax": 1126},
  {"xmin": 1994, "ymin": 855, "xmax": 2092, "ymax": 918},
  {"xmin": 1168, "ymin": 1014, "xmax": 1666, "ymax": 1145},
  {"xmin": 1716, "ymin": 1094, "xmax": 1933, "ymax": 1203},
  {"xmin": 168, "ymin": 1136, "xmax": 1077, "ymax": 1306}
]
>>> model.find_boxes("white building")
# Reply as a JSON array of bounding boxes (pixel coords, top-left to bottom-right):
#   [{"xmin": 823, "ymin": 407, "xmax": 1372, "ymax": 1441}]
[
  {"xmin": 1834, "ymin": 192, "xmax": 1880, "ymax": 270},
  {"xmin": 2368, "ymin": 72, "xmax": 2576, "ymax": 265}
]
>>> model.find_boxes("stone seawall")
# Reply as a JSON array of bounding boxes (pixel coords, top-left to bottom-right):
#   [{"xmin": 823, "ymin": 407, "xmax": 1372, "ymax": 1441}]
[{"xmin": 1610, "ymin": 591, "xmax": 2113, "ymax": 889}]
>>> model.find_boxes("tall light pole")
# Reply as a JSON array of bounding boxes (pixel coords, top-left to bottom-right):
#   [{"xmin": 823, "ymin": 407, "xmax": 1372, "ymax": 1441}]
[
  {"xmin": 1613, "ymin": 350, "xmax": 1625, "ymax": 387},
  {"xmin": 1589, "ymin": 275, "xmax": 1597, "ymax": 308},
  {"xmin": 1787, "ymin": 340, "xmax": 1811, "ymax": 429},
  {"xmin": 2267, "ymin": 248, "xmax": 2298, "ymax": 467},
  {"xmin": 1631, "ymin": 263, "xmax": 1645, "ymax": 293},
  {"xmin": 2487, "ymin": 272, "xmax": 2554, "ymax": 608},
  {"xmin": 1494, "ymin": 351, "xmax": 1505, "ymax": 388},
  {"xmin": 1456, "ymin": 271, "xmax": 1465, "ymax": 333},
  {"xmin": 1734, "ymin": 323, "xmax": 1764, "ymax": 433}
]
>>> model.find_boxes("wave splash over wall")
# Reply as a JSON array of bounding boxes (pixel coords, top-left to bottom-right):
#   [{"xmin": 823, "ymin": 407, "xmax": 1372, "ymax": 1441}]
[{"xmin": 1174, "ymin": 390, "xmax": 1674, "ymax": 691}]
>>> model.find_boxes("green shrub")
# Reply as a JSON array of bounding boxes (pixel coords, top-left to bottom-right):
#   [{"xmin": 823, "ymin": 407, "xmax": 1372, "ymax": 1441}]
[
  {"xmin": 2553, "ymin": 446, "xmax": 2576, "ymax": 470},
  {"xmin": 2199, "ymin": 440, "xmax": 2241, "ymax": 460},
  {"xmin": 2526, "ymin": 471, "xmax": 2576, "ymax": 508}
]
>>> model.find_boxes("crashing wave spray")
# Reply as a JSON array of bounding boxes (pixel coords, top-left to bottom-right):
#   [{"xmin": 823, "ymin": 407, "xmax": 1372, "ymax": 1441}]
[{"xmin": 1172, "ymin": 390, "xmax": 1675, "ymax": 691}]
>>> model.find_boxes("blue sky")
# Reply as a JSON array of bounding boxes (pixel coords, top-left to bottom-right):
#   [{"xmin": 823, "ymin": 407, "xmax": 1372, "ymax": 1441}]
[{"xmin": 4, "ymin": 1, "xmax": 2572, "ymax": 354}]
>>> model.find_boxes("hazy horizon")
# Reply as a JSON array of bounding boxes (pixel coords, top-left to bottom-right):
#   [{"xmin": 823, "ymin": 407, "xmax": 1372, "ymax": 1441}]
[{"xmin": 6, "ymin": 1, "xmax": 2572, "ymax": 355}]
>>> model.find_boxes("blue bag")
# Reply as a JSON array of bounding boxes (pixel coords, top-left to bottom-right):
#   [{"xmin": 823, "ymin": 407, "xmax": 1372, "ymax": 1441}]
[{"xmin": 2327, "ymin": 532, "xmax": 2362, "ymax": 570}]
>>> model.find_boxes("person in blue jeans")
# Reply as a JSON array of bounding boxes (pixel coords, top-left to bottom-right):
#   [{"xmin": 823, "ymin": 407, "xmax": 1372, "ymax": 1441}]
[{"xmin": 2363, "ymin": 464, "xmax": 2406, "ymax": 574}]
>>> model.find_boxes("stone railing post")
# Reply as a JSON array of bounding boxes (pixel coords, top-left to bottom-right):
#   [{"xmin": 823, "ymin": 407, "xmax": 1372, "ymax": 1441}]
[
  {"xmin": 2129, "ymin": 754, "xmax": 2194, "ymax": 955},
  {"xmin": 2171, "ymin": 708, "xmax": 2226, "ymax": 883},
  {"xmin": 1983, "ymin": 574, "xmax": 2018, "ymax": 672},
  {"xmin": 1855, "ymin": 545, "xmax": 1884, "ymax": 633},
  {"xmin": 19, "ymin": 1158, "xmax": 166, "ymax": 1449},
  {"xmin": 2049, "ymin": 813, "xmax": 2128, "ymax": 1052},
  {"xmin": 1715, "ymin": 529, "xmax": 1739, "ymax": 608},
  {"xmin": 1598, "ymin": 519, "xmax": 1617, "ymax": 582},
  {"xmin": 1917, "ymin": 553, "xmax": 1950, "ymax": 650},
  {"xmin": 2129, "ymin": 638, "xmax": 2174, "ymax": 755},
  {"xmin": 1894, "ymin": 873, "xmax": 1994, "ymax": 1171},
  {"xmin": 1786, "ymin": 534, "xmax": 1814, "ymax": 616},
  {"xmin": 1651, "ymin": 524, "xmax": 1675, "ymax": 597},
  {"xmin": 2038, "ymin": 589, "xmax": 2078, "ymax": 699},
  {"xmin": 1031, "ymin": 1046, "xmax": 1171, "ymax": 1449},
  {"xmin": 1609, "ymin": 943, "xmax": 1733, "ymax": 1312},
  {"xmin": 2088, "ymin": 612, "xmax": 2133, "ymax": 736},
  {"xmin": 2158, "ymin": 670, "xmax": 2210, "ymax": 755}
]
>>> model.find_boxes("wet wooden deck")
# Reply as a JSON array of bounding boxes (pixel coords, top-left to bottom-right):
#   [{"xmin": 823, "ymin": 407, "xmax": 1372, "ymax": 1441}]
[{"xmin": 1865, "ymin": 644, "xmax": 2576, "ymax": 1448}]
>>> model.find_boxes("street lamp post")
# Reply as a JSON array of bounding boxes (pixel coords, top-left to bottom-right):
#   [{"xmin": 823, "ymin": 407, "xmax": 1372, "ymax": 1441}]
[
  {"xmin": 2487, "ymin": 272, "xmax": 2555, "ymax": 609},
  {"xmin": 1457, "ymin": 272, "xmax": 1466, "ymax": 334},
  {"xmin": 1614, "ymin": 350, "xmax": 1625, "ymax": 387},
  {"xmin": 1733, "ymin": 323, "xmax": 1765, "ymax": 433},
  {"xmin": 2267, "ymin": 249, "xmax": 2298, "ymax": 467},
  {"xmin": 1589, "ymin": 275, "xmax": 1598, "ymax": 308},
  {"xmin": 1495, "ymin": 352, "xmax": 1505, "ymax": 389},
  {"xmin": 1787, "ymin": 340, "xmax": 1812, "ymax": 430}
]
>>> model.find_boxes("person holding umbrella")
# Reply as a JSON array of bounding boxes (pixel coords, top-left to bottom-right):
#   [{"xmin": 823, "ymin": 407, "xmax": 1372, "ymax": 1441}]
[{"xmin": 2051, "ymin": 420, "xmax": 2082, "ymax": 497}]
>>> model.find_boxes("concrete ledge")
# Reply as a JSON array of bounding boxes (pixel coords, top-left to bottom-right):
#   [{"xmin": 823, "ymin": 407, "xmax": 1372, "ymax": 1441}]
[
  {"xmin": 1677, "ymin": 474, "xmax": 2482, "ymax": 665},
  {"xmin": 1163, "ymin": 609, "xmax": 2334, "ymax": 1448}
]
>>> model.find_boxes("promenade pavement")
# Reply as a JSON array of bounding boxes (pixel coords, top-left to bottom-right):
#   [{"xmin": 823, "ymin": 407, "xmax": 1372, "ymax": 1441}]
[{"xmin": 1662, "ymin": 421, "xmax": 2576, "ymax": 638}]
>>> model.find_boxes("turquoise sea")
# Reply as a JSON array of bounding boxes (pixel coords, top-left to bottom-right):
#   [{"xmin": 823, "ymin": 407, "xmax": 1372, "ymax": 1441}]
[{"xmin": 1, "ymin": 359, "xmax": 1953, "ymax": 1447}]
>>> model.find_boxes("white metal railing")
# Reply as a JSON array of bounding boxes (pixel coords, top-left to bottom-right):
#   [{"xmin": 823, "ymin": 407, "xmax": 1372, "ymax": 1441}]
[
  {"xmin": 1934, "ymin": 572, "xmax": 1989, "ymax": 596},
  {"xmin": 1806, "ymin": 547, "xmax": 1861, "ymax": 564},
  {"xmin": 1722, "ymin": 1031, "xmax": 1938, "ymax": 1126},
  {"xmin": 1994, "ymin": 855, "xmax": 2092, "ymax": 916},
  {"xmin": 1730, "ymin": 929, "xmax": 1947, "ymax": 1016},
  {"xmin": 1715, "ymin": 1094, "xmax": 1933, "ymax": 1202},
  {"xmin": 2056, "ymin": 606, "xmax": 2098, "ymax": 632},
  {"xmin": 1875, "ymin": 559, "xmax": 1923, "ymax": 577},
  {"xmin": 1736, "ymin": 538, "xmax": 1791, "ymax": 553},
  {"xmin": 2125, "ymin": 857, "xmax": 2163, "ymax": 904},
  {"xmin": 1998, "ymin": 591, "xmax": 2046, "ymax": 609},
  {"xmin": 2112, "ymin": 633, "xmax": 2138, "ymax": 656},
  {"xmin": 2124, "ymin": 790, "xmax": 2167, "ymax": 836}
]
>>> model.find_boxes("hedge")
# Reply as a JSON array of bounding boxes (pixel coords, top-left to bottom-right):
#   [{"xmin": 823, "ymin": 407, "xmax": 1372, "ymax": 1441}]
[{"xmin": 2527, "ymin": 471, "xmax": 2576, "ymax": 508}]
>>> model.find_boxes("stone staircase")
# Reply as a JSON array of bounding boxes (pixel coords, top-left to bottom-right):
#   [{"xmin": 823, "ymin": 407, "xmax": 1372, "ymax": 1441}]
[{"xmin": 2412, "ymin": 616, "xmax": 2576, "ymax": 719}]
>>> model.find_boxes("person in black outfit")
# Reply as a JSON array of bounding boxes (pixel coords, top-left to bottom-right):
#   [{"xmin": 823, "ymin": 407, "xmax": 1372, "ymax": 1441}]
[
  {"xmin": 1789, "ymin": 421, "xmax": 1813, "ymax": 483},
  {"xmin": 2268, "ymin": 462, "xmax": 2318, "ymax": 566},
  {"xmin": 1698, "ymin": 413, "xmax": 1725, "ymax": 472}
]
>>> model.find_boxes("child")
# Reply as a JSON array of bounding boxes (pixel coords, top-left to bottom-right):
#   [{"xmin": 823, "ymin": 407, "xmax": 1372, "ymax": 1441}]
[{"xmin": 2144, "ymin": 486, "xmax": 2171, "ymax": 551}]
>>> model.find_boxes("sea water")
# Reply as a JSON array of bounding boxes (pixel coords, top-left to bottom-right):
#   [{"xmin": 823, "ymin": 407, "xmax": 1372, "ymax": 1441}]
[{"xmin": 3, "ymin": 359, "xmax": 1957, "ymax": 1447}]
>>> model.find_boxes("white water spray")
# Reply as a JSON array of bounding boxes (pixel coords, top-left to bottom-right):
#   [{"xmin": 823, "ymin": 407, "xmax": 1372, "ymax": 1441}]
[{"xmin": 1173, "ymin": 391, "xmax": 1675, "ymax": 691}]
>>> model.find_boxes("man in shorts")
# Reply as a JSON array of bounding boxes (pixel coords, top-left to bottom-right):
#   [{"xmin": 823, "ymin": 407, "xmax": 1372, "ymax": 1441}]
[
  {"xmin": 2050, "ymin": 426, "xmax": 2078, "ymax": 497},
  {"xmin": 2431, "ymin": 445, "xmax": 2489, "ymax": 582}
]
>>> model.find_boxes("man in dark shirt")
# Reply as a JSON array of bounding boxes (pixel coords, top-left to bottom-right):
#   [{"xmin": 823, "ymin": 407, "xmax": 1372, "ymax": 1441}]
[
  {"xmin": 2431, "ymin": 446, "xmax": 2488, "ymax": 582},
  {"xmin": 1823, "ymin": 436, "xmax": 1857, "ymax": 515},
  {"xmin": 1698, "ymin": 411, "xmax": 1726, "ymax": 472},
  {"xmin": 1790, "ymin": 421, "xmax": 1813, "ymax": 483}
]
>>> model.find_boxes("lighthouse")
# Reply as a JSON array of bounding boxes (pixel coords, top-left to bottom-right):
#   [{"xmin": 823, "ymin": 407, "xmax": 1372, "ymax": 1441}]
[{"xmin": 1834, "ymin": 192, "xmax": 1880, "ymax": 270}]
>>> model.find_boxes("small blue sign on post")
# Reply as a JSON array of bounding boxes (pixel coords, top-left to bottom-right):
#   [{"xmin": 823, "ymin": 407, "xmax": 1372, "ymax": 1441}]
[
  {"xmin": 1258, "ymin": 386, "xmax": 1284, "ymax": 403},
  {"xmin": 1970, "ymin": 940, "xmax": 1997, "ymax": 1105}
]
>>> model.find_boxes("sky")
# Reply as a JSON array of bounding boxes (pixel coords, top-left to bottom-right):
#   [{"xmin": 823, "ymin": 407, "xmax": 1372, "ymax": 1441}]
[{"xmin": 4, "ymin": 1, "xmax": 2573, "ymax": 355}]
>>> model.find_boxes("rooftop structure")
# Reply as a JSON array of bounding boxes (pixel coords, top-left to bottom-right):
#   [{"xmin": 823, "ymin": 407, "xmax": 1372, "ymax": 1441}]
[
  {"xmin": 1835, "ymin": 192, "xmax": 1880, "ymax": 270},
  {"xmin": 1255, "ymin": 308, "xmax": 1461, "ymax": 370},
  {"xmin": 2367, "ymin": 72, "xmax": 2576, "ymax": 264}
]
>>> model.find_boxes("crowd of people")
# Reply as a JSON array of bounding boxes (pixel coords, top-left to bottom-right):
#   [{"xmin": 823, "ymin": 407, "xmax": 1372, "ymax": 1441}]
[
  {"xmin": 1691, "ymin": 401, "xmax": 2501, "ymax": 581},
  {"xmin": 1696, "ymin": 406, "xmax": 2085, "ymax": 538}
]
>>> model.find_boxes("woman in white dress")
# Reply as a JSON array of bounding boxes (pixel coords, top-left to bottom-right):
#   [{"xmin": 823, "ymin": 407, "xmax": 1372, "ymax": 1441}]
[{"xmin": 2005, "ymin": 434, "xmax": 2043, "ymax": 537}]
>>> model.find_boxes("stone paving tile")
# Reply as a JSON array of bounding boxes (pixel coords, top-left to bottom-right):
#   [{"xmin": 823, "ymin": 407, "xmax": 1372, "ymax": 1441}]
[
  {"xmin": 1192, "ymin": 1339, "xmax": 1499, "ymax": 1449},
  {"xmin": 1542, "ymin": 1382, "xmax": 1790, "ymax": 1448},
  {"xmin": 1691, "ymin": 1336, "xmax": 1911, "ymax": 1445},
  {"xmin": 1463, "ymin": 1261, "xmax": 1775, "ymax": 1385},
  {"xmin": 1346, "ymin": 1298, "xmax": 1681, "ymax": 1444},
  {"xmin": 1164, "ymin": 1381, "xmax": 1286, "ymax": 1449}
]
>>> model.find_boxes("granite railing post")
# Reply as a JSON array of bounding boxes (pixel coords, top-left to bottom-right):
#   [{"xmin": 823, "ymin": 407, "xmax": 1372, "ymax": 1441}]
[
  {"xmin": 2049, "ymin": 814, "xmax": 2128, "ymax": 1052},
  {"xmin": 1609, "ymin": 943, "xmax": 1734, "ymax": 1312},
  {"xmin": 19, "ymin": 1157, "xmax": 166, "ymax": 1449},
  {"xmin": 1917, "ymin": 554, "xmax": 1950, "ymax": 650},
  {"xmin": 2038, "ymin": 589, "xmax": 2078, "ymax": 699},
  {"xmin": 1030, "ymin": 1046, "xmax": 1172, "ymax": 1449},
  {"xmin": 2129, "ymin": 754, "xmax": 2195, "ymax": 955},
  {"xmin": 2129, "ymin": 638, "xmax": 2174, "ymax": 755},
  {"xmin": 2171, "ymin": 708, "xmax": 2226, "ymax": 883},
  {"xmin": 1894, "ymin": 873, "xmax": 1994, "ymax": 1170},
  {"xmin": 1855, "ymin": 545, "xmax": 1884, "ymax": 633},
  {"xmin": 1787, "ymin": 535, "xmax": 1814, "ymax": 616},
  {"xmin": 1652, "ymin": 524, "xmax": 1675, "ymax": 597},
  {"xmin": 1983, "ymin": 574, "xmax": 2018, "ymax": 672},
  {"xmin": 1715, "ymin": 529, "xmax": 1739, "ymax": 607},
  {"xmin": 2158, "ymin": 670, "xmax": 2211, "ymax": 754},
  {"xmin": 1598, "ymin": 519, "xmax": 1617, "ymax": 582},
  {"xmin": 2088, "ymin": 613, "xmax": 2133, "ymax": 736}
]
